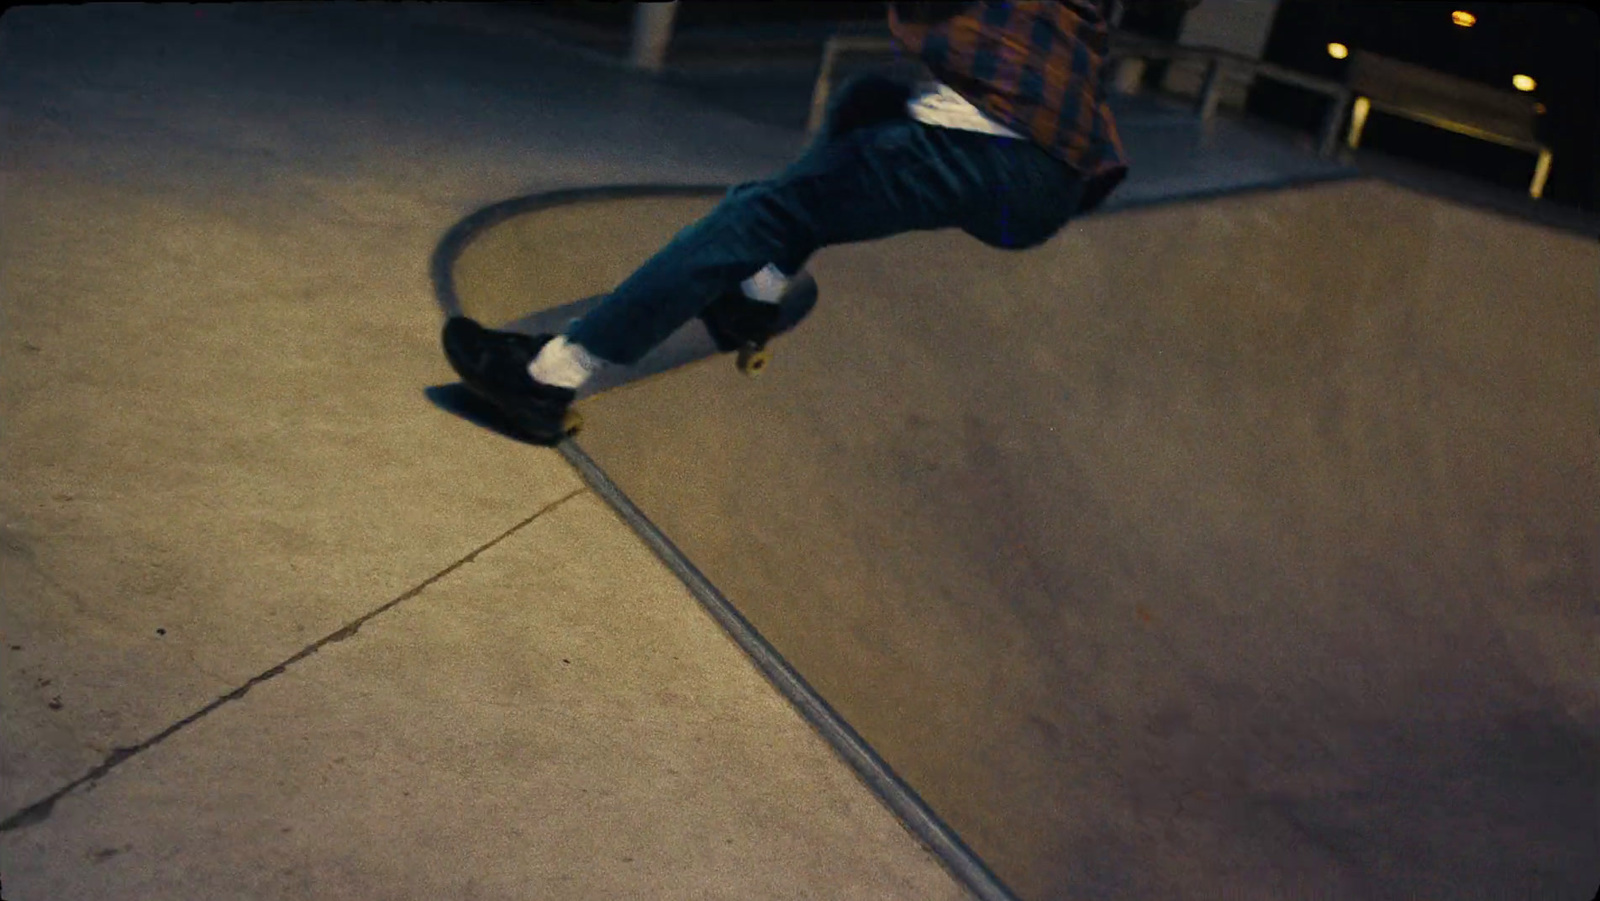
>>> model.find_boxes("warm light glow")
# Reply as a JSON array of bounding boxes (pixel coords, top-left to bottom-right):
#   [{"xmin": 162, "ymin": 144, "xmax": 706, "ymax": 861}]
[
  {"xmin": 1327, "ymin": 42, "xmax": 1349, "ymax": 60},
  {"xmin": 1451, "ymin": 10, "xmax": 1476, "ymax": 27},
  {"xmin": 1512, "ymin": 74, "xmax": 1537, "ymax": 92},
  {"xmin": 1533, "ymin": 102, "xmax": 1547, "ymax": 114}
]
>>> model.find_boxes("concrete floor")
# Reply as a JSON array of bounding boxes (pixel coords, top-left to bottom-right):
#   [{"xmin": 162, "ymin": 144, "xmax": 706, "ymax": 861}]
[
  {"xmin": 0, "ymin": 5, "xmax": 967, "ymax": 900},
  {"xmin": 2, "ymin": 3, "xmax": 1597, "ymax": 901}
]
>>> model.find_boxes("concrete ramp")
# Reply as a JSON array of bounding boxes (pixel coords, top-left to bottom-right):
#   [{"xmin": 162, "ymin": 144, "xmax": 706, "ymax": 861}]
[{"xmin": 448, "ymin": 178, "xmax": 1599, "ymax": 899}]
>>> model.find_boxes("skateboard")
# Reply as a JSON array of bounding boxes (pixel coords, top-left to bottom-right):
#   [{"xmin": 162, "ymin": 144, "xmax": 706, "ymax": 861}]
[{"xmin": 435, "ymin": 272, "xmax": 818, "ymax": 441}]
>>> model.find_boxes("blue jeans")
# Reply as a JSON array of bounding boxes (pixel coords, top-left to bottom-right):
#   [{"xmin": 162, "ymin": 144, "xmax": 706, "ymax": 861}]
[{"xmin": 566, "ymin": 72, "xmax": 1089, "ymax": 365}]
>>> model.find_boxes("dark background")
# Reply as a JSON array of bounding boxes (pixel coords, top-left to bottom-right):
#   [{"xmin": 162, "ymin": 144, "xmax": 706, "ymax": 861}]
[
  {"xmin": 1248, "ymin": 0, "xmax": 1599, "ymax": 211},
  {"xmin": 527, "ymin": 1, "xmax": 1598, "ymax": 211}
]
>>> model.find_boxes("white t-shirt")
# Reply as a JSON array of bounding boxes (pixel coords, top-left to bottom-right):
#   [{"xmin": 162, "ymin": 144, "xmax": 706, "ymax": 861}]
[{"xmin": 906, "ymin": 81, "xmax": 1024, "ymax": 139}]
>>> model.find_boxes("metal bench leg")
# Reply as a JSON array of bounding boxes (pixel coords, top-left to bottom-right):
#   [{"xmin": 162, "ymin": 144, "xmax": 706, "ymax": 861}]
[
  {"xmin": 806, "ymin": 40, "xmax": 843, "ymax": 138},
  {"xmin": 1530, "ymin": 149, "xmax": 1553, "ymax": 199},
  {"xmin": 1319, "ymin": 92, "xmax": 1352, "ymax": 158},
  {"xmin": 629, "ymin": 1, "xmax": 678, "ymax": 74},
  {"xmin": 1347, "ymin": 96, "xmax": 1370, "ymax": 149},
  {"xmin": 1195, "ymin": 59, "xmax": 1222, "ymax": 121}
]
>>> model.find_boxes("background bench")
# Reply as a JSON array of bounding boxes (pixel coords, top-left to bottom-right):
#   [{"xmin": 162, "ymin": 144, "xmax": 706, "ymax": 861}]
[{"xmin": 1345, "ymin": 50, "xmax": 1553, "ymax": 199}]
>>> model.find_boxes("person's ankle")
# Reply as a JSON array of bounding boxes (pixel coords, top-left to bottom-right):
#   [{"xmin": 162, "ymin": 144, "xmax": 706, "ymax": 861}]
[
  {"xmin": 529, "ymin": 335, "xmax": 603, "ymax": 389},
  {"xmin": 740, "ymin": 263, "xmax": 791, "ymax": 304}
]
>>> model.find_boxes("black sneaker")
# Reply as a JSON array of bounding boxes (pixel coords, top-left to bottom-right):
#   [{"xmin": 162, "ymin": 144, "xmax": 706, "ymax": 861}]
[
  {"xmin": 700, "ymin": 289, "xmax": 784, "ymax": 353},
  {"xmin": 441, "ymin": 316, "xmax": 576, "ymax": 446}
]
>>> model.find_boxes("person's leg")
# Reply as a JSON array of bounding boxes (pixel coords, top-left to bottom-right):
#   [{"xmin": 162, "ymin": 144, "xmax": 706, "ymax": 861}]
[
  {"xmin": 445, "ymin": 77, "xmax": 1088, "ymax": 444},
  {"xmin": 566, "ymin": 118, "xmax": 1085, "ymax": 366},
  {"xmin": 559, "ymin": 71, "xmax": 914, "ymax": 364}
]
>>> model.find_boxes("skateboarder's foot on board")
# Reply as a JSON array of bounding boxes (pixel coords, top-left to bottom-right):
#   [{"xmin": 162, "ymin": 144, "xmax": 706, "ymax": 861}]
[{"xmin": 442, "ymin": 316, "xmax": 576, "ymax": 446}]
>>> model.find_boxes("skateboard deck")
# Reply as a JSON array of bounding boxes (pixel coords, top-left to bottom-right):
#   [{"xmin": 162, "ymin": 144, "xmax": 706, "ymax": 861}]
[{"xmin": 432, "ymin": 272, "xmax": 818, "ymax": 441}]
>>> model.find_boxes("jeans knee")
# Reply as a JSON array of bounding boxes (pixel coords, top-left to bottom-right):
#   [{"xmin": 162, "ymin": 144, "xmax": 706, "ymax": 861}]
[
  {"xmin": 966, "ymin": 216, "xmax": 1068, "ymax": 250},
  {"xmin": 826, "ymin": 72, "xmax": 914, "ymax": 138},
  {"xmin": 712, "ymin": 182, "xmax": 820, "ymax": 270}
]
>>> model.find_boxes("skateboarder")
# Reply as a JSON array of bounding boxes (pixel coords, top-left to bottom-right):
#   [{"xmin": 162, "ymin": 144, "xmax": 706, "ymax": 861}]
[{"xmin": 445, "ymin": 0, "xmax": 1136, "ymax": 445}]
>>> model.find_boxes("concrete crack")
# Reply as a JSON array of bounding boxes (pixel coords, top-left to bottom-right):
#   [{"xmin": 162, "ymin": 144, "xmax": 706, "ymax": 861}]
[{"xmin": 0, "ymin": 487, "xmax": 586, "ymax": 833}]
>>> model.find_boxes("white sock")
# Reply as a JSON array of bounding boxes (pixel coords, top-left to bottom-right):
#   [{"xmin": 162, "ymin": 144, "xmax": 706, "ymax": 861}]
[
  {"xmin": 741, "ymin": 263, "xmax": 791, "ymax": 304},
  {"xmin": 529, "ymin": 335, "xmax": 604, "ymax": 390},
  {"xmin": 528, "ymin": 267, "xmax": 789, "ymax": 391}
]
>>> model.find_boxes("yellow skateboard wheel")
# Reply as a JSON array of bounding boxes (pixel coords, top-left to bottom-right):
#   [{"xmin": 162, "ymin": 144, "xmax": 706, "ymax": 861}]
[{"xmin": 737, "ymin": 347, "xmax": 771, "ymax": 375}]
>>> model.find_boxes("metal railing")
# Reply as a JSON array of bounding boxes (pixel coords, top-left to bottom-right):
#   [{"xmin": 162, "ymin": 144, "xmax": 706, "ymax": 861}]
[
  {"xmin": 807, "ymin": 32, "xmax": 1354, "ymax": 160},
  {"xmin": 805, "ymin": 34, "xmax": 910, "ymax": 137}
]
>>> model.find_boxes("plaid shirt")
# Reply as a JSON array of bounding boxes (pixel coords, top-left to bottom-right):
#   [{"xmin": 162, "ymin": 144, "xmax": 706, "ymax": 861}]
[{"xmin": 889, "ymin": 1, "xmax": 1128, "ymax": 212}]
